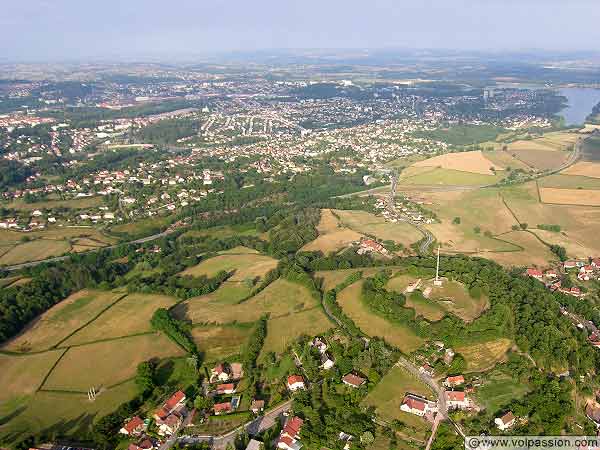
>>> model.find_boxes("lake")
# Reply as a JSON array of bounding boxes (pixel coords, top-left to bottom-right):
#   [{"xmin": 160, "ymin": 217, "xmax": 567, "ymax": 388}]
[{"xmin": 558, "ymin": 87, "xmax": 600, "ymax": 126}]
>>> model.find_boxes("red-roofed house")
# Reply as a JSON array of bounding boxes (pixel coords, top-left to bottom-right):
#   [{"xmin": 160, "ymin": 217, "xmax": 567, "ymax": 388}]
[
  {"xmin": 119, "ymin": 416, "xmax": 145, "ymax": 436},
  {"xmin": 495, "ymin": 411, "xmax": 516, "ymax": 431},
  {"xmin": 156, "ymin": 412, "xmax": 182, "ymax": 437},
  {"xmin": 445, "ymin": 391, "xmax": 470, "ymax": 409},
  {"xmin": 128, "ymin": 439, "xmax": 156, "ymax": 450},
  {"xmin": 342, "ymin": 373, "xmax": 366, "ymax": 388},
  {"xmin": 526, "ymin": 268, "xmax": 543, "ymax": 280},
  {"xmin": 216, "ymin": 383, "xmax": 236, "ymax": 395},
  {"xmin": 277, "ymin": 416, "xmax": 304, "ymax": 450},
  {"xmin": 214, "ymin": 402, "xmax": 233, "ymax": 415},
  {"xmin": 591, "ymin": 258, "xmax": 600, "ymax": 268},
  {"xmin": 400, "ymin": 394, "xmax": 433, "ymax": 417},
  {"xmin": 154, "ymin": 390, "xmax": 186, "ymax": 421},
  {"xmin": 444, "ymin": 375, "xmax": 465, "ymax": 387},
  {"xmin": 287, "ymin": 375, "xmax": 306, "ymax": 392},
  {"xmin": 544, "ymin": 269, "xmax": 558, "ymax": 279},
  {"xmin": 211, "ymin": 363, "xmax": 231, "ymax": 382}
]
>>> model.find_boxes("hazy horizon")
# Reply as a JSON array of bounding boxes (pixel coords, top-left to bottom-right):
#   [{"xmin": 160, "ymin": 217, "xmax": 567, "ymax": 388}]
[{"xmin": 2, "ymin": 0, "xmax": 600, "ymax": 62}]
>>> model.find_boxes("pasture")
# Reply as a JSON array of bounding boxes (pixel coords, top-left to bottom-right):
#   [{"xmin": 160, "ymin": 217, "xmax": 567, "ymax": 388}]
[
  {"xmin": 334, "ymin": 209, "xmax": 422, "ymax": 248},
  {"xmin": 412, "ymin": 150, "xmax": 502, "ymax": 175},
  {"xmin": 261, "ymin": 307, "xmax": 333, "ymax": 355},
  {"xmin": 63, "ymin": 292, "xmax": 176, "ymax": 346},
  {"xmin": 3, "ymin": 290, "xmax": 124, "ymax": 352},
  {"xmin": 173, "ymin": 278, "xmax": 318, "ymax": 324},
  {"xmin": 42, "ymin": 334, "xmax": 184, "ymax": 391},
  {"xmin": 362, "ymin": 365, "xmax": 432, "ymax": 440},
  {"xmin": 455, "ymin": 338, "xmax": 512, "ymax": 372},
  {"xmin": 337, "ymin": 280, "xmax": 423, "ymax": 353},
  {"xmin": 398, "ymin": 167, "xmax": 502, "ymax": 186}
]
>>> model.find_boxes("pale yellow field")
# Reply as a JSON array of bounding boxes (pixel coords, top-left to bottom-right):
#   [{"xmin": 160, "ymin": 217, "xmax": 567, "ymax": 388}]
[
  {"xmin": 530, "ymin": 229, "xmax": 593, "ymax": 259},
  {"xmin": 43, "ymin": 334, "xmax": 184, "ymax": 391},
  {"xmin": 173, "ymin": 278, "xmax": 318, "ymax": 324},
  {"xmin": 0, "ymin": 239, "xmax": 71, "ymax": 265},
  {"xmin": 63, "ymin": 292, "xmax": 177, "ymax": 345},
  {"xmin": 482, "ymin": 150, "xmax": 531, "ymax": 171},
  {"xmin": 4, "ymin": 290, "xmax": 124, "ymax": 352},
  {"xmin": 562, "ymin": 162, "xmax": 600, "ymax": 179},
  {"xmin": 413, "ymin": 150, "xmax": 502, "ymax": 175},
  {"xmin": 302, "ymin": 210, "xmax": 363, "ymax": 253},
  {"xmin": 180, "ymin": 251, "xmax": 278, "ymax": 282},
  {"xmin": 316, "ymin": 267, "xmax": 401, "ymax": 292},
  {"xmin": 456, "ymin": 338, "xmax": 512, "ymax": 372},
  {"xmin": 540, "ymin": 188, "xmax": 600, "ymax": 206},
  {"xmin": 0, "ymin": 350, "xmax": 63, "ymax": 402},
  {"xmin": 478, "ymin": 231, "xmax": 555, "ymax": 267},
  {"xmin": 334, "ymin": 209, "xmax": 422, "ymax": 247}
]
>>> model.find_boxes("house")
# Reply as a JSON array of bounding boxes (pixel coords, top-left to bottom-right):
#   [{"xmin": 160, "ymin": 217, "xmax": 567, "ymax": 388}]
[
  {"xmin": 588, "ymin": 331, "xmax": 600, "ymax": 348},
  {"xmin": 287, "ymin": 375, "xmax": 306, "ymax": 391},
  {"xmin": 216, "ymin": 383, "xmax": 236, "ymax": 395},
  {"xmin": 312, "ymin": 337, "xmax": 328, "ymax": 354},
  {"xmin": 525, "ymin": 268, "xmax": 543, "ymax": 280},
  {"xmin": 445, "ymin": 391, "xmax": 470, "ymax": 410},
  {"xmin": 342, "ymin": 373, "xmax": 366, "ymax": 389},
  {"xmin": 250, "ymin": 399, "xmax": 265, "ymax": 414},
  {"xmin": 119, "ymin": 415, "xmax": 144, "ymax": 436},
  {"xmin": 339, "ymin": 431, "xmax": 354, "ymax": 450},
  {"xmin": 495, "ymin": 411, "xmax": 516, "ymax": 431},
  {"xmin": 153, "ymin": 390, "xmax": 186, "ymax": 421},
  {"xmin": 578, "ymin": 271, "xmax": 590, "ymax": 282},
  {"xmin": 591, "ymin": 258, "xmax": 600, "ymax": 268},
  {"xmin": 320, "ymin": 353, "xmax": 335, "ymax": 370},
  {"xmin": 156, "ymin": 412, "xmax": 182, "ymax": 437},
  {"xmin": 400, "ymin": 394, "xmax": 434, "ymax": 417},
  {"xmin": 245, "ymin": 440, "xmax": 264, "ymax": 450},
  {"xmin": 444, "ymin": 375, "xmax": 465, "ymax": 387},
  {"xmin": 544, "ymin": 269, "xmax": 558, "ymax": 279},
  {"xmin": 211, "ymin": 363, "xmax": 231, "ymax": 382},
  {"xmin": 277, "ymin": 416, "xmax": 304, "ymax": 450},
  {"xmin": 357, "ymin": 238, "xmax": 387, "ymax": 255},
  {"xmin": 444, "ymin": 348, "xmax": 455, "ymax": 364},
  {"xmin": 128, "ymin": 438, "xmax": 157, "ymax": 450},
  {"xmin": 564, "ymin": 260, "xmax": 578, "ymax": 270},
  {"xmin": 214, "ymin": 402, "xmax": 233, "ymax": 415}
]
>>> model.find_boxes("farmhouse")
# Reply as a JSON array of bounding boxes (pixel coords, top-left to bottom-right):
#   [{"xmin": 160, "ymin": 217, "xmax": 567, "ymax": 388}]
[
  {"xmin": 445, "ymin": 391, "xmax": 470, "ymax": 410},
  {"xmin": 287, "ymin": 375, "xmax": 306, "ymax": 391},
  {"xmin": 342, "ymin": 373, "xmax": 366, "ymax": 388},
  {"xmin": 119, "ymin": 415, "xmax": 145, "ymax": 436},
  {"xmin": 400, "ymin": 394, "xmax": 435, "ymax": 417},
  {"xmin": 495, "ymin": 411, "xmax": 516, "ymax": 431}
]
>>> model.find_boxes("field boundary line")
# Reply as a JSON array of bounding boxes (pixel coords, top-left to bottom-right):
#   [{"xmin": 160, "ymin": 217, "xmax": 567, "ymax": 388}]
[
  {"xmin": 56, "ymin": 330, "xmax": 156, "ymax": 349},
  {"xmin": 37, "ymin": 347, "xmax": 69, "ymax": 392},
  {"xmin": 52, "ymin": 293, "xmax": 129, "ymax": 349},
  {"xmin": 37, "ymin": 388, "xmax": 88, "ymax": 395}
]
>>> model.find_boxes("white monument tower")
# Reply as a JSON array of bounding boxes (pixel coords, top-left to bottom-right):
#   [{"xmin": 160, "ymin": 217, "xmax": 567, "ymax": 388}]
[{"xmin": 434, "ymin": 246, "xmax": 443, "ymax": 286}]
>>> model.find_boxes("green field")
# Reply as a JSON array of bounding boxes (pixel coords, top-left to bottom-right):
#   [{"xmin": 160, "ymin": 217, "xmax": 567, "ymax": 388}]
[
  {"xmin": 474, "ymin": 367, "xmax": 531, "ymax": 415},
  {"xmin": 173, "ymin": 278, "xmax": 318, "ymax": 324},
  {"xmin": 110, "ymin": 215, "xmax": 172, "ymax": 238},
  {"xmin": 262, "ymin": 307, "xmax": 333, "ymax": 355},
  {"xmin": 414, "ymin": 124, "xmax": 505, "ymax": 147},
  {"xmin": 192, "ymin": 324, "xmax": 254, "ymax": 362},
  {"xmin": 1, "ymin": 195, "xmax": 104, "ymax": 211},
  {"xmin": 180, "ymin": 224, "xmax": 262, "ymax": 240},
  {"xmin": 63, "ymin": 292, "xmax": 176, "ymax": 346},
  {"xmin": 337, "ymin": 280, "xmax": 423, "ymax": 353},
  {"xmin": 3, "ymin": 290, "xmax": 124, "ymax": 352},
  {"xmin": 399, "ymin": 167, "xmax": 502, "ymax": 186},
  {"xmin": 362, "ymin": 365, "xmax": 432, "ymax": 441}
]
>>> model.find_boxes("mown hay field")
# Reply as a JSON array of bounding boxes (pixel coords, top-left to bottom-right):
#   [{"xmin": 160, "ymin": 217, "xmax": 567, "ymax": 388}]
[
  {"xmin": 412, "ymin": 150, "xmax": 502, "ymax": 175},
  {"xmin": 538, "ymin": 174, "xmax": 600, "ymax": 190},
  {"xmin": 3, "ymin": 290, "xmax": 124, "ymax": 353},
  {"xmin": 540, "ymin": 187, "xmax": 600, "ymax": 206},
  {"xmin": 192, "ymin": 324, "xmax": 254, "ymax": 362},
  {"xmin": 456, "ymin": 338, "xmax": 512, "ymax": 372},
  {"xmin": 42, "ymin": 334, "xmax": 184, "ymax": 391},
  {"xmin": 562, "ymin": 161, "xmax": 600, "ymax": 178}
]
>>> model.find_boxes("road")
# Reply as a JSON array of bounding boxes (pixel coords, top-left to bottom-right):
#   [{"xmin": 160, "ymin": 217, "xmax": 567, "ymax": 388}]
[
  {"xmin": 2, "ymin": 229, "xmax": 177, "ymax": 272},
  {"xmin": 178, "ymin": 400, "xmax": 292, "ymax": 449},
  {"xmin": 386, "ymin": 172, "xmax": 435, "ymax": 255}
]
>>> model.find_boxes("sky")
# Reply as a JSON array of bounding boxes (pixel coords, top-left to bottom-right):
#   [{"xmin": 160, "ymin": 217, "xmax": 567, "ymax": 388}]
[{"xmin": 2, "ymin": 0, "xmax": 600, "ymax": 61}]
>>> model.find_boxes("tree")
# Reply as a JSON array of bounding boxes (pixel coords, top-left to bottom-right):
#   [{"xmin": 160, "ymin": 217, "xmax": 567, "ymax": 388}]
[
  {"xmin": 194, "ymin": 395, "xmax": 214, "ymax": 412},
  {"xmin": 135, "ymin": 361, "xmax": 155, "ymax": 395},
  {"xmin": 452, "ymin": 217, "xmax": 461, "ymax": 225}
]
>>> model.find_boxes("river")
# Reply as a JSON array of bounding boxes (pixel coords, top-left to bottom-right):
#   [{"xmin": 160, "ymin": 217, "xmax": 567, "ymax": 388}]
[{"xmin": 558, "ymin": 87, "xmax": 600, "ymax": 126}]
